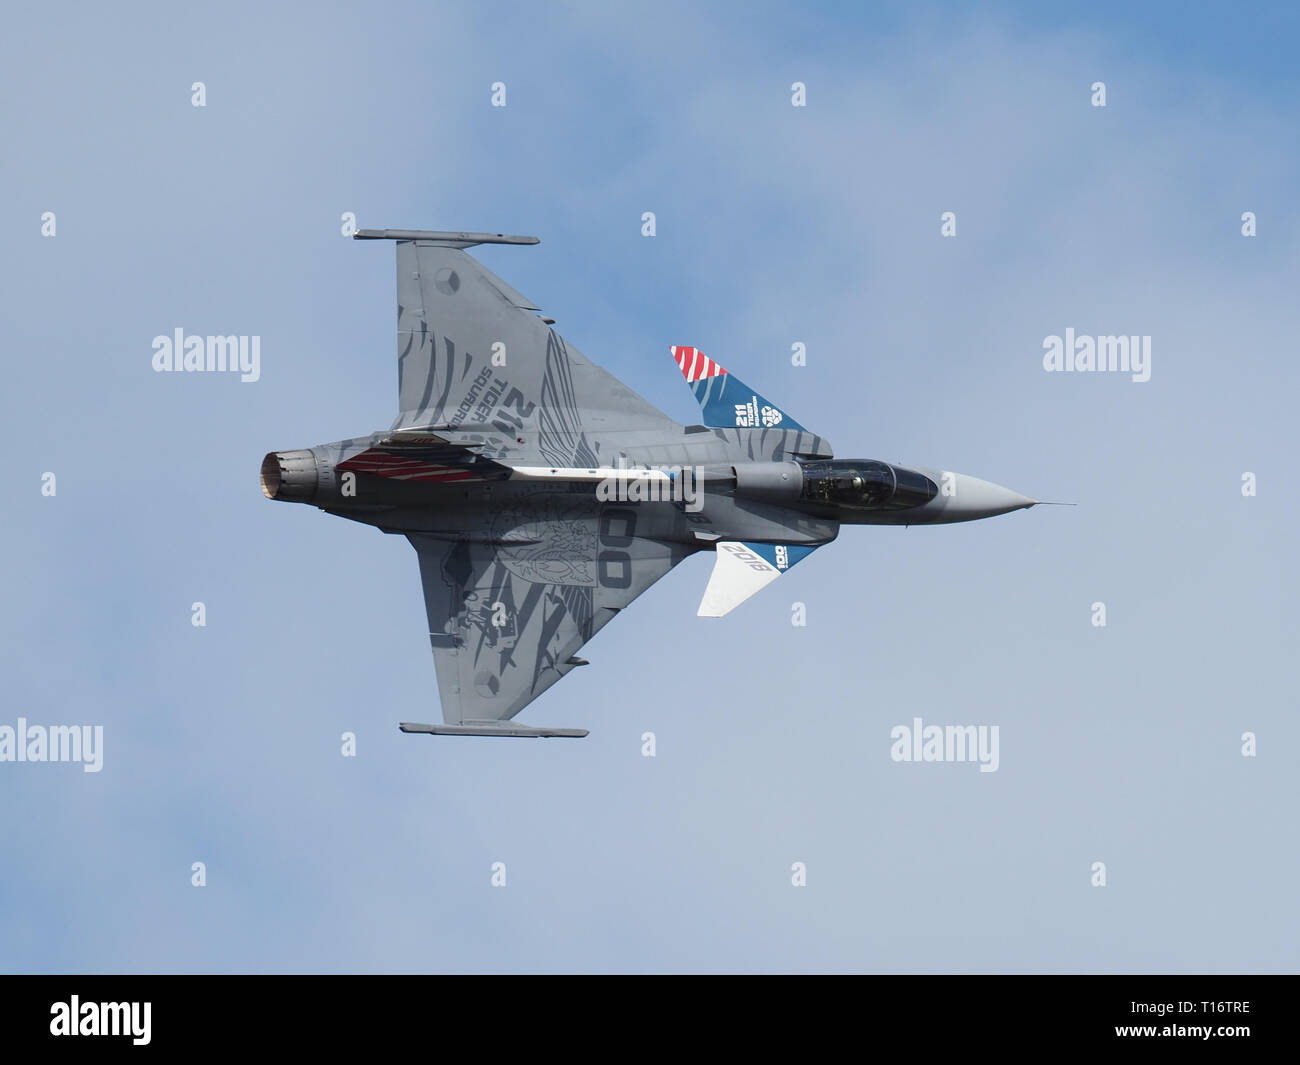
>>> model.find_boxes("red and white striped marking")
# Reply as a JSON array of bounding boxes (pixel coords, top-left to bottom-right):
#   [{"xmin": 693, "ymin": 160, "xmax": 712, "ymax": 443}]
[
  {"xmin": 338, "ymin": 450, "xmax": 478, "ymax": 483},
  {"xmin": 670, "ymin": 345, "xmax": 727, "ymax": 383}
]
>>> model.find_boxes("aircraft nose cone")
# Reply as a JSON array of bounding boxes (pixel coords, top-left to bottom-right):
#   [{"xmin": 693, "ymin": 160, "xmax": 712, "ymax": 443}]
[{"xmin": 945, "ymin": 474, "xmax": 1037, "ymax": 520}]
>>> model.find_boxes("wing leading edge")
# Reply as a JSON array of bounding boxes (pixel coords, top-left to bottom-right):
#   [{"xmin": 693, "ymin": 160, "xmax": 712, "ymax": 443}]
[
  {"xmin": 354, "ymin": 231, "xmax": 678, "ymax": 461},
  {"xmin": 405, "ymin": 499, "xmax": 694, "ymax": 736}
]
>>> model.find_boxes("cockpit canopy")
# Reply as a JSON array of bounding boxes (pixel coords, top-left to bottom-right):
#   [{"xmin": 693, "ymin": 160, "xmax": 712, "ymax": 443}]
[{"xmin": 799, "ymin": 460, "xmax": 937, "ymax": 511}]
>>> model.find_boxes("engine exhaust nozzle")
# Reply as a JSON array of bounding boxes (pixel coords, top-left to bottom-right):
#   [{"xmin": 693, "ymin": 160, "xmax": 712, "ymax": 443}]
[{"xmin": 260, "ymin": 450, "xmax": 318, "ymax": 503}]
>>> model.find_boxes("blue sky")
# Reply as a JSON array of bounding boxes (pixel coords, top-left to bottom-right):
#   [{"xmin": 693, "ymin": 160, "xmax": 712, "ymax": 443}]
[{"xmin": 1, "ymin": 1, "xmax": 1296, "ymax": 972}]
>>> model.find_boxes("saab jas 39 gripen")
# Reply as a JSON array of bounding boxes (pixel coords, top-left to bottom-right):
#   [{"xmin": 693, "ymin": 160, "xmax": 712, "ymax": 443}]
[{"xmin": 260, "ymin": 230, "xmax": 1039, "ymax": 738}]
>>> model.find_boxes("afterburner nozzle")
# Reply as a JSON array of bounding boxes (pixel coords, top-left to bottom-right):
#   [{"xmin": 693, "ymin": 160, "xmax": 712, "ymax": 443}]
[{"xmin": 260, "ymin": 450, "xmax": 318, "ymax": 503}]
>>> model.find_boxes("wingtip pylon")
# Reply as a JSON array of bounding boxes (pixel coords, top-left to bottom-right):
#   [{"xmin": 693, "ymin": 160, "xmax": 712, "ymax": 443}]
[
  {"xmin": 354, "ymin": 229, "xmax": 540, "ymax": 248},
  {"xmin": 400, "ymin": 721, "xmax": 588, "ymax": 738}
]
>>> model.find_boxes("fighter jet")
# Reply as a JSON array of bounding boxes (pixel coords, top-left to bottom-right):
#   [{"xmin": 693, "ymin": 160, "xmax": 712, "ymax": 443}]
[{"xmin": 260, "ymin": 229, "xmax": 1038, "ymax": 738}]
